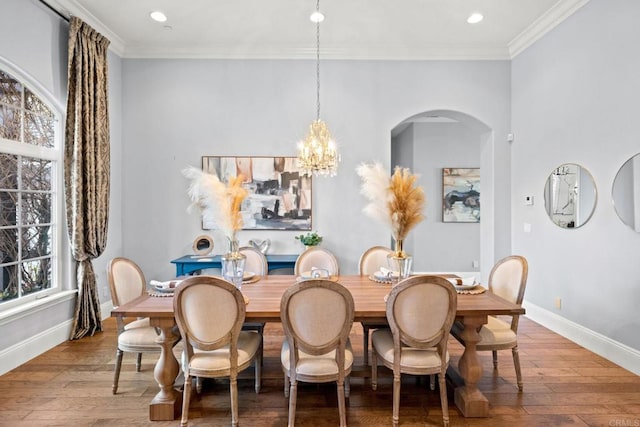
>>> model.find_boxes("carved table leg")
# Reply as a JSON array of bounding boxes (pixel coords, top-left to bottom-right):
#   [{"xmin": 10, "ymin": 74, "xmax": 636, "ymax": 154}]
[
  {"xmin": 454, "ymin": 314, "xmax": 489, "ymax": 417},
  {"xmin": 149, "ymin": 318, "xmax": 182, "ymax": 421}
]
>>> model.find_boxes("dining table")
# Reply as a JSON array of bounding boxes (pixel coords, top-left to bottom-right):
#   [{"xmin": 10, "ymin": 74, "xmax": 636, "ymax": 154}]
[{"xmin": 111, "ymin": 274, "xmax": 524, "ymax": 421}]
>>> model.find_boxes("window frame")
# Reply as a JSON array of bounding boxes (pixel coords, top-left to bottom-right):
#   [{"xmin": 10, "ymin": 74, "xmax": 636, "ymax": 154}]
[{"xmin": 0, "ymin": 60, "xmax": 66, "ymax": 313}]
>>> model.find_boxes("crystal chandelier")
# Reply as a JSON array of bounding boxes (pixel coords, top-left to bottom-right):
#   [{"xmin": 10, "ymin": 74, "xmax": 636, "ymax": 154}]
[{"xmin": 297, "ymin": 0, "xmax": 340, "ymax": 177}]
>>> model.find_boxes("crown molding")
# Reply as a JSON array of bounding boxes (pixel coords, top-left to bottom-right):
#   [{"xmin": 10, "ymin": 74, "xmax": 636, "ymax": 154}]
[
  {"xmin": 122, "ymin": 44, "xmax": 511, "ymax": 61},
  {"xmin": 44, "ymin": 0, "xmax": 126, "ymax": 56},
  {"xmin": 508, "ymin": 0, "xmax": 590, "ymax": 58}
]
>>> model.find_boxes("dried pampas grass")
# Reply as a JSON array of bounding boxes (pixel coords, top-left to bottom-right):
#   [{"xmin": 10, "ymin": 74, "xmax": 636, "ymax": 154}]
[
  {"xmin": 182, "ymin": 166, "xmax": 248, "ymax": 240},
  {"xmin": 356, "ymin": 162, "xmax": 425, "ymax": 241}
]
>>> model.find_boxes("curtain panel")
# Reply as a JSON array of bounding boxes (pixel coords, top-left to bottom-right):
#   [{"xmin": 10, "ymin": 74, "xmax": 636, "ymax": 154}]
[{"xmin": 65, "ymin": 17, "xmax": 110, "ymax": 340}]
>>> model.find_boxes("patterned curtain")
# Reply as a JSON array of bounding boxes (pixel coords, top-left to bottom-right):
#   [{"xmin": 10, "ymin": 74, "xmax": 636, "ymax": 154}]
[{"xmin": 65, "ymin": 17, "xmax": 111, "ymax": 340}]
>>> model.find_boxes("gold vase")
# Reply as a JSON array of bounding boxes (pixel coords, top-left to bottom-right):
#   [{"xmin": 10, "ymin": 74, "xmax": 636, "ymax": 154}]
[{"xmin": 387, "ymin": 238, "xmax": 413, "ymax": 282}]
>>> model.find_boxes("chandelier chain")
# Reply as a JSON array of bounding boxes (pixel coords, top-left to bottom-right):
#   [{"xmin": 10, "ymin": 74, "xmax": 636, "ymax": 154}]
[{"xmin": 316, "ymin": 0, "xmax": 321, "ymax": 121}]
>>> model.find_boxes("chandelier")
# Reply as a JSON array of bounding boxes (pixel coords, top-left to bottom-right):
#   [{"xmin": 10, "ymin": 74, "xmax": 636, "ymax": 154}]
[{"xmin": 297, "ymin": 0, "xmax": 340, "ymax": 177}]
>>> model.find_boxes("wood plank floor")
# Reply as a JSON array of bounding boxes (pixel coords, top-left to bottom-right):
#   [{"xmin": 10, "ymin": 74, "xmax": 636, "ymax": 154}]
[{"xmin": 1, "ymin": 316, "xmax": 639, "ymax": 426}]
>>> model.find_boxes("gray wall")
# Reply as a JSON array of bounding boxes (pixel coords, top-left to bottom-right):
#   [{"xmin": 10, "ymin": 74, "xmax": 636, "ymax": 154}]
[
  {"xmin": 511, "ymin": 0, "xmax": 640, "ymax": 350},
  {"xmin": 411, "ymin": 122, "xmax": 481, "ymax": 272},
  {"xmin": 0, "ymin": 0, "xmax": 123, "ymax": 353},
  {"xmin": 121, "ymin": 59, "xmax": 511, "ymax": 281}
]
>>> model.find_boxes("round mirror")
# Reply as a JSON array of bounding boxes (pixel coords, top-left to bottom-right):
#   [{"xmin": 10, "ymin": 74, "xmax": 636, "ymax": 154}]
[
  {"xmin": 192, "ymin": 235, "xmax": 214, "ymax": 256},
  {"xmin": 544, "ymin": 163, "xmax": 597, "ymax": 229},
  {"xmin": 612, "ymin": 153, "xmax": 640, "ymax": 231}
]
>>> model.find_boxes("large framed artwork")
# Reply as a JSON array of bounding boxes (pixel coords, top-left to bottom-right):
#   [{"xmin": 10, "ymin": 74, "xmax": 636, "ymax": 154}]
[
  {"xmin": 202, "ymin": 156, "xmax": 312, "ymax": 230},
  {"xmin": 442, "ymin": 167, "xmax": 480, "ymax": 223}
]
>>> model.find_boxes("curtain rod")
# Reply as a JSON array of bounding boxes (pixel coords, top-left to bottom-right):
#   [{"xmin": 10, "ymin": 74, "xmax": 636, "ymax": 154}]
[{"xmin": 39, "ymin": 0, "xmax": 70, "ymax": 22}]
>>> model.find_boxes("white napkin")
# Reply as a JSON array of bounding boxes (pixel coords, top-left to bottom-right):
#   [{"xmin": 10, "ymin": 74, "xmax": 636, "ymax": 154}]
[
  {"xmin": 150, "ymin": 279, "xmax": 182, "ymax": 290},
  {"xmin": 378, "ymin": 267, "xmax": 399, "ymax": 278},
  {"xmin": 447, "ymin": 277, "xmax": 475, "ymax": 286}
]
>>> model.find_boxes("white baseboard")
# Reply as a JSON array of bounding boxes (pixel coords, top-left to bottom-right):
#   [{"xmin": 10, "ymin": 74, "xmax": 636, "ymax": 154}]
[
  {"xmin": 523, "ymin": 300, "xmax": 640, "ymax": 375},
  {"xmin": 0, "ymin": 299, "xmax": 115, "ymax": 376},
  {"xmin": 0, "ymin": 318, "xmax": 74, "ymax": 376}
]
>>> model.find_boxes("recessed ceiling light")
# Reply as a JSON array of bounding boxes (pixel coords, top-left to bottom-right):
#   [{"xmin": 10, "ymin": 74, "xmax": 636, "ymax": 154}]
[
  {"xmin": 310, "ymin": 11, "xmax": 325, "ymax": 23},
  {"xmin": 467, "ymin": 13, "xmax": 483, "ymax": 24},
  {"xmin": 150, "ymin": 11, "xmax": 167, "ymax": 23}
]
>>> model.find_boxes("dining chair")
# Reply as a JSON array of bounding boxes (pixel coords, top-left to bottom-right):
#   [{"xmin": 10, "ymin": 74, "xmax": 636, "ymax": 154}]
[
  {"xmin": 238, "ymin": 246, "xmax": 267, "ymax": 335},
  {"xmin": 106, "ymin": 257, "xmax": 162, "ymax": 394},
  {"xmin": 294, "ymin": 246, "xmax": 340, "ymax": 276},
  {"xmin": 358, "ymin": 245, "xmax": 393, "ymax": 365},
  {"xmin": 450, "ymin": 255, "xmax": 529, "ymax": 391},
  {"xmin": 174, "ymin": 275, "xmax": 262, "ymax": 427},
  {"xmin": 371, "ymin": 275, "xmax": 457, "ymax": 427},
  {"xmin": 280, "ymin": 279, "xmax": 354, "ymax": 427}
]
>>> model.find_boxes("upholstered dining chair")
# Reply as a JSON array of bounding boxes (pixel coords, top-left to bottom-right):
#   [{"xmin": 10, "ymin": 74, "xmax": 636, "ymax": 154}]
[
  {"xmin": 358, "ymin": 246, "xmax": 393, "ymax": 365},
  {"xmin": 107, "ymin": 257, "xmax": 162, "ymax": 394},
  {"xmin": 294, "ymin": 246, "xmax": 340, "ymax": 277},
  {"xmin": 371, "ymin": 275, "xmax": 457, "ymax": 427},
  {"xmin": 280, "ymin": 279, "xmax": 354, "ymax": 427},
  {"xmin": 238, "ymin": 246, "xmax": 268, "ymax": 334},
  {"xmin": 174, "ymin": 275, "xmax": 262, "ymax": 427},
  {"xmin": 450, "ymin": 255, "xmax": 529, "ymax": 391}
]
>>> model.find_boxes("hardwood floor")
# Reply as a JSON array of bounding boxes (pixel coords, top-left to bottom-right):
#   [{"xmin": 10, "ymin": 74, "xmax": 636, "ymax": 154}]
[{"xmin": 0, "ymin": 317, "xmax": 638, "ymax": 426}]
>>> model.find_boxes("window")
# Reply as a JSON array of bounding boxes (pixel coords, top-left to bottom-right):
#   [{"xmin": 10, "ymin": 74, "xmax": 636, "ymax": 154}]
[{"xmin": 0, "ymin": 68, "xmax": 61, "ymax": 308}]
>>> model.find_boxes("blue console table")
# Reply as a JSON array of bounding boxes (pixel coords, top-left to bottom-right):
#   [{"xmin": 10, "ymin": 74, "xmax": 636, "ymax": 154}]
[{"xmin": 171, "ymin": 254, "xmax": 298, "ymax": 276}]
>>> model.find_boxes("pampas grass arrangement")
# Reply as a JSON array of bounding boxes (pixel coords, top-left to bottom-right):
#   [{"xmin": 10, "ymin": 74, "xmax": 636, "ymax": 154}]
[
  {"xmin": 356, "ymin": 162, "xmax": 426, "ymax": 250},
  {"xmin": 182, "ymin": 166, "xmax": 248, "ymax": 241}
]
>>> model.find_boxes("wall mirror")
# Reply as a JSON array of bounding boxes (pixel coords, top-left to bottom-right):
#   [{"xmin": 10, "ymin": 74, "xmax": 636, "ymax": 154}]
[
  {"xmin": 192, "ymin": 235, "xmax": 214, "ymax": 256},
  {"xmin": 612, "ymin": 153, "xmax": 640, "ymax": 231},
  {"xmin": 544, "ymin": 163, "xmax": 597, "ymax": 229}
]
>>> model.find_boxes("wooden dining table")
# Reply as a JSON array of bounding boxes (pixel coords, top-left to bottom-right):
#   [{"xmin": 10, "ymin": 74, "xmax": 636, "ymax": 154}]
[{"xmin": 111, "ymin": 274, "xmax": 524, "ymax": 421}]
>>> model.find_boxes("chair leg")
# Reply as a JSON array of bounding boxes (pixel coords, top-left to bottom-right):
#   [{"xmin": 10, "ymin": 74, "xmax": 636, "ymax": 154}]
[
  {"xmin": 288, "ymin": 379, "xmax": 298, "ymax": 427},
  {"xmin": 492, "ymin": 350, "xmax": 498, "ymax": 369},
  {"xmin": 181, "ymin": 374, "xmax": 192, "ymax": 427},
  {"xmin": 363, "ymin": 325, "xmax": 370, "ymax": 365},
  {"xmin": 345, "ymin": 375, "xmax": 350, "ymax": 398},
  {"xmin": 371, "ymin": 351, "xmax": 378, "ymax": 390},
  {"xmin": 430, "ymin": 374, "xmax": 435, "ymax": 391},
  {"xmin": 112, "ymin": 349, "xmax": 123, "ymax": 394},
  {"xmin": 438, "ymin": 371, "xmax": 450, "ymax": 427},
  {"xmin": 136, "ymin": 353, "xmax": 142, "ymax": 372},
  {"xmin": 230, "ymin": 375, "xmax": 239, "ymax": 427},
  {"xmin": 337, "ymin": 379, "xmax": 347, "ymax": 427},
  {"xmin": 284, "ymin": 369, "xmax": 290, "ymax": 398},
  {"xmin": 392, "ymin": 371, "xmax": 401, "ymax": 427},
  {"xmin": 195, "ymin": 377, "xmax": 203, "ymax": 394},
  {"xmin": 255, "ymin": 343, "xmax": 262, "ymax": 394},
  {"xmin": 512, "ymin": 345, "xmax": 523, "ymax": 392}
]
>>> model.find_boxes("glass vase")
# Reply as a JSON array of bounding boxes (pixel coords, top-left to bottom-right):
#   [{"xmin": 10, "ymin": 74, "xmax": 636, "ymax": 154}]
[
  {"xmin": 387, "ymin": 238, "xmax": 413, "ymax": 285},
  {"xmin": 221, "ymin": 238, "xmax": 246, "ymax": 290}
]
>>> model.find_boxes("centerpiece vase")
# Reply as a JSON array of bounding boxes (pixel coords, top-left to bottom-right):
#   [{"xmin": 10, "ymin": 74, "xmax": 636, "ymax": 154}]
[
  {"xmin": 221, "ymin": 237, "xmax": 246, "ymax": 290},
  {"xmin": 387, "ymin": 238, "xmax": 413, "ymax": 284}
]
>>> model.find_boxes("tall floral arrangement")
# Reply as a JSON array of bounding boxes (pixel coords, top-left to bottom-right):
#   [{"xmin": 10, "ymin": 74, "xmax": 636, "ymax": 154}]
[
  {"xmin": 356, "ymin": 162, "xmax": 426, "ymax": 256},
  {"xmin": 182, "ymin": 166, "xmax": 248, "ymax": 242}
]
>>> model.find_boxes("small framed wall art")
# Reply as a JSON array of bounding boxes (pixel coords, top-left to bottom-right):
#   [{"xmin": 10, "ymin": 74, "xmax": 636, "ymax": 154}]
[{"xmin": 442, "ymin": 167, "xmax": 480, "ymax": 223}]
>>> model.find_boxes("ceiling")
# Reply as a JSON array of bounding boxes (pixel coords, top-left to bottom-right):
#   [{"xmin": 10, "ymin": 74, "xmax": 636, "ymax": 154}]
[{"xmin": 46, "ymin": 0, "xmax": 589, "ymax": 60}]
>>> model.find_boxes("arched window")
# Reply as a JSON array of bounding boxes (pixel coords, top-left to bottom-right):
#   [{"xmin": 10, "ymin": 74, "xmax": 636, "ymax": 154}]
[{"xmin": 0, "ymin": 67, "xmax": 62, "ymax": 308}]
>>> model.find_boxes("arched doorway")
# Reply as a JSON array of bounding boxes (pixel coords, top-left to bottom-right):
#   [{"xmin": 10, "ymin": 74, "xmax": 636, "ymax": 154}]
[{"xmin": 391, "ymin": 109, "xmax": 494, "ymax": 280}]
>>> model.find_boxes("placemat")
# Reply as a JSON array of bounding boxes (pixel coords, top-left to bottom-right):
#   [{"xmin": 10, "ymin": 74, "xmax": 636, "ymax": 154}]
[
  {"xmin": 148, "ymin": 289, "xmax": 174, "ymax": 297},
  {"xmin": 296, "ymin": 275, "xmax": 340, "ymax": 282},
  {"xmin": 242, "ymin": 275, "xmax": 261, "ymax": 285},
  {"xmin": 456, "ymin": 285, "xmax": 486, "ymax": 295},
  {"xmin": 368, "ymin": 275, "xmax": 393, "ymax": 284}
]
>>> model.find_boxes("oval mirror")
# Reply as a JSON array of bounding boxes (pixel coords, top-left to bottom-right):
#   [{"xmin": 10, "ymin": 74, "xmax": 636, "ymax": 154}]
[
  {"xmin": 544, "ymin": 163, "xmax": 597, "ymax": 229},
  {"xmin": 612, "ymin": 153, "xmax": 640, "ymax": 231},
  {"xmin": 192, "ymin": 235, "xmax": 214, "ymax": 256}
]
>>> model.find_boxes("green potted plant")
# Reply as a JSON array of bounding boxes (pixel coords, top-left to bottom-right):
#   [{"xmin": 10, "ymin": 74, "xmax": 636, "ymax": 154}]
[{"xmin": 295, "ymin": 231, "xmax": 323, "ymax": 247}]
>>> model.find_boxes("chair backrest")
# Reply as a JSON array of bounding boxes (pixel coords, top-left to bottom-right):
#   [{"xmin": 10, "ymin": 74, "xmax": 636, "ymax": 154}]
[
  {"xmin": 386, "ymin": 275, "xmax": 457, "ymax": 353},
  {"xmin": 280, "ymin": 279, "xmax": 354, "ymax": 357},
  {"xmin": 107, "ymin": 257, "xmax": 146, "ymax": 308},
  {"xmin": 239, "ymin": 246, "xmax": 268, "ymax": 276},
  {"xmin": 358, "ymin": 246, "xmax": 393, "ymax": 275},
  {"xmin": 488, "ymin": 255, "xmax": 528, "ymax": 306},
  {"xmin": 173, "ymin": 276, "xmax": 245, "ymax": 360},
  {"xmin": 294, "ymin": 247, "xmax": 339, "ymax": 276}
]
